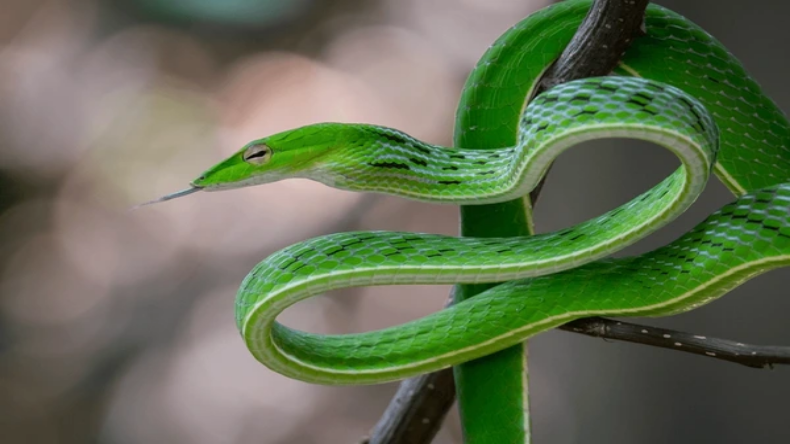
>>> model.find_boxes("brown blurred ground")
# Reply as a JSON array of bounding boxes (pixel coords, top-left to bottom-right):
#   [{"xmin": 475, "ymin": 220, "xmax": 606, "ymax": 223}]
[{"xmin": 0, "ymin": 0, "xmax": 788, "ymax": 443}]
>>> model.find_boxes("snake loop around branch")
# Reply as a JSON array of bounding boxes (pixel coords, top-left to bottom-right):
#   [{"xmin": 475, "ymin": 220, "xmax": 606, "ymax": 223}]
[{"xmin": 152, "ymin": 1, "xmax": 790, "ymax": 386}]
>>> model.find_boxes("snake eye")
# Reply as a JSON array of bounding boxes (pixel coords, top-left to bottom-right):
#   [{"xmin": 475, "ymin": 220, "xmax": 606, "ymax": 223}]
[{"xmin": 243, "ymin": 144, "xmax": 272, "ymax": 165}]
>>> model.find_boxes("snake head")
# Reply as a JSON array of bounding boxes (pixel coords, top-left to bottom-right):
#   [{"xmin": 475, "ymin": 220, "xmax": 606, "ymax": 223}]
[{"xmin": 192, "ymin": 123, "xmax": 350, "ymax": 191}]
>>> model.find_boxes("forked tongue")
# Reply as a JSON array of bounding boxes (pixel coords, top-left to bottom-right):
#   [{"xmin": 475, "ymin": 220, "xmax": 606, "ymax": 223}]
[{"xmin": 130, "ymin": 187, "xmax": 202, "ymax": 210}]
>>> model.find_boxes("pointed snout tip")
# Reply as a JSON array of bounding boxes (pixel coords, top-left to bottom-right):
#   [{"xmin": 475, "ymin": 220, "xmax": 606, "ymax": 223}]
[{"xmin": 129, "ymin": 186, "xmax": 203, "ymax": 211}]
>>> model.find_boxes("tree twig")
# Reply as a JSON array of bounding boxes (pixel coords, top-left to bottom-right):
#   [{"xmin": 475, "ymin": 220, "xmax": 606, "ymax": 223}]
[
  {"xmin": 363, "ymin": 0, "xmax": 788, "ymax": 443},
  {"xmin": 536, "ymin": 0, "xmax": 648, "ymax": 93},
  {"xmin": 367, "ymin": 1, "xmax": 649, "ymax": 443},
  {"xmin": 360, "ymin": 368, "xmax": 456, "ymax": 444},
  {"xmin": 529, "ymin": 0, "xmax": 648, "ymax": 205},
  {"xmin": 368, "ymin": 1, "xmax": 651, "ymax": 443},
  {"xmin": 529, "ymin": 0, "xmax": 648, "ymax": 206},
  {"xmin": 561, "ymin": 317, "xmax": 790, "ymax": 368},
  {"xmin": 362, "ymin": 293, "xmax": 458, "ymax": 444}
]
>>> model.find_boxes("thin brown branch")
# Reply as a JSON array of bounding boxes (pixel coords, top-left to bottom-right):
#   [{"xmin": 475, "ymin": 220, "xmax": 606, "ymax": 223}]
[
  {"xmin": 530, "ymin": 0, "xmax": 648, "ymax": 205},
  {"xmin": 536, "ymin": 0, "xmax": 648, "ymax": 93},
  {"xmin": 368, "ymin": 1, "xmax": 649, "ymax": 443},
  {"xmin": 363, "ymin": 293, "xmax": 458, "ymax": 444},
  {"xmin": 561, "ymin": 317, "xmax": 790, "ymax": 368},
  {"xmin": 364, "ymin": 317, "xmax": 790, "ymax": 444},
  {"xmin": 361, "ymin": 1, "xmax": 789, "ymax": 443},
  {"xmin": 368, "ymin": 0, "xmax": 649, "ymax": 442},
  {"xmin": 361, "ymin": 369, "xmax": 456, "ymax": 444}
]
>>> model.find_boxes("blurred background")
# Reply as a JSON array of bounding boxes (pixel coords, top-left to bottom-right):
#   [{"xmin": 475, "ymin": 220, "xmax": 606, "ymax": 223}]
[{"xmin": 1, "ymin": 0, "xmax": 789, "ymax": 442}]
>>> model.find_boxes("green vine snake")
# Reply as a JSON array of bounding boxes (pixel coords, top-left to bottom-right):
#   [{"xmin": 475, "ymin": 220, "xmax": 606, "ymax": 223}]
[{"xmin": 145, "ymin": 0, "xmax": 790, "ymax": 440}]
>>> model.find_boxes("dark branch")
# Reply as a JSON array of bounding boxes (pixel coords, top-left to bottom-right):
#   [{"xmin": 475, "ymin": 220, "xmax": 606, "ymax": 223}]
[
  {"xmin": 370, "ymin": 2, "xmax": 652, "ymax": 443},
  {"xmin": 361, "ymin": 369, "xmax": 456, "ymax": 444},
  {"xmin": 364, "ymin": 320, "xmax": 790, "ymax": 444},
  {"xmin": 369, "ymin": 1, "xmax": 650, "ymax": 442},
  {"xmin": 536, "ymin": 0, "xmax": 648, "ymax": 92},
  {"xmin": 363, "ymin": 293, "xmax": 457, "ymax": 444},
  {"xmin": 530, "ymin": 0, "xmax": 648, "ymax": 205},
  {"xmin": 561, "ymin": 317, "xmax": 790, "ymax": 368},
  {"xmin": 361, "ymin": 1, "xmax": 790, "ymax": 443}
]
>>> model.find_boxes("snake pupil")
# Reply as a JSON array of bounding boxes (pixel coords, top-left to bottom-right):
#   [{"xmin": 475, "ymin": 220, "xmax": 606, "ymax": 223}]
[
  {"xmin": 243, "ymin": 145, "xmax": 272, "ymax": 164},
  {"xmin": 246, "ymin": 149, "xmax": 268, "ymax": 160}
]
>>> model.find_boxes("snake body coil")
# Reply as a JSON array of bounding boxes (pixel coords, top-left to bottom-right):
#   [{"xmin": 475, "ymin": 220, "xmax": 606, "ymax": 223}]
[
  {"xmin": 185, "ymin": 1, "xmax": 789, "ymax": 385},
  {"xmin": 158, "ymin": 0, "xmax": 790, "ymax": 394}
]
